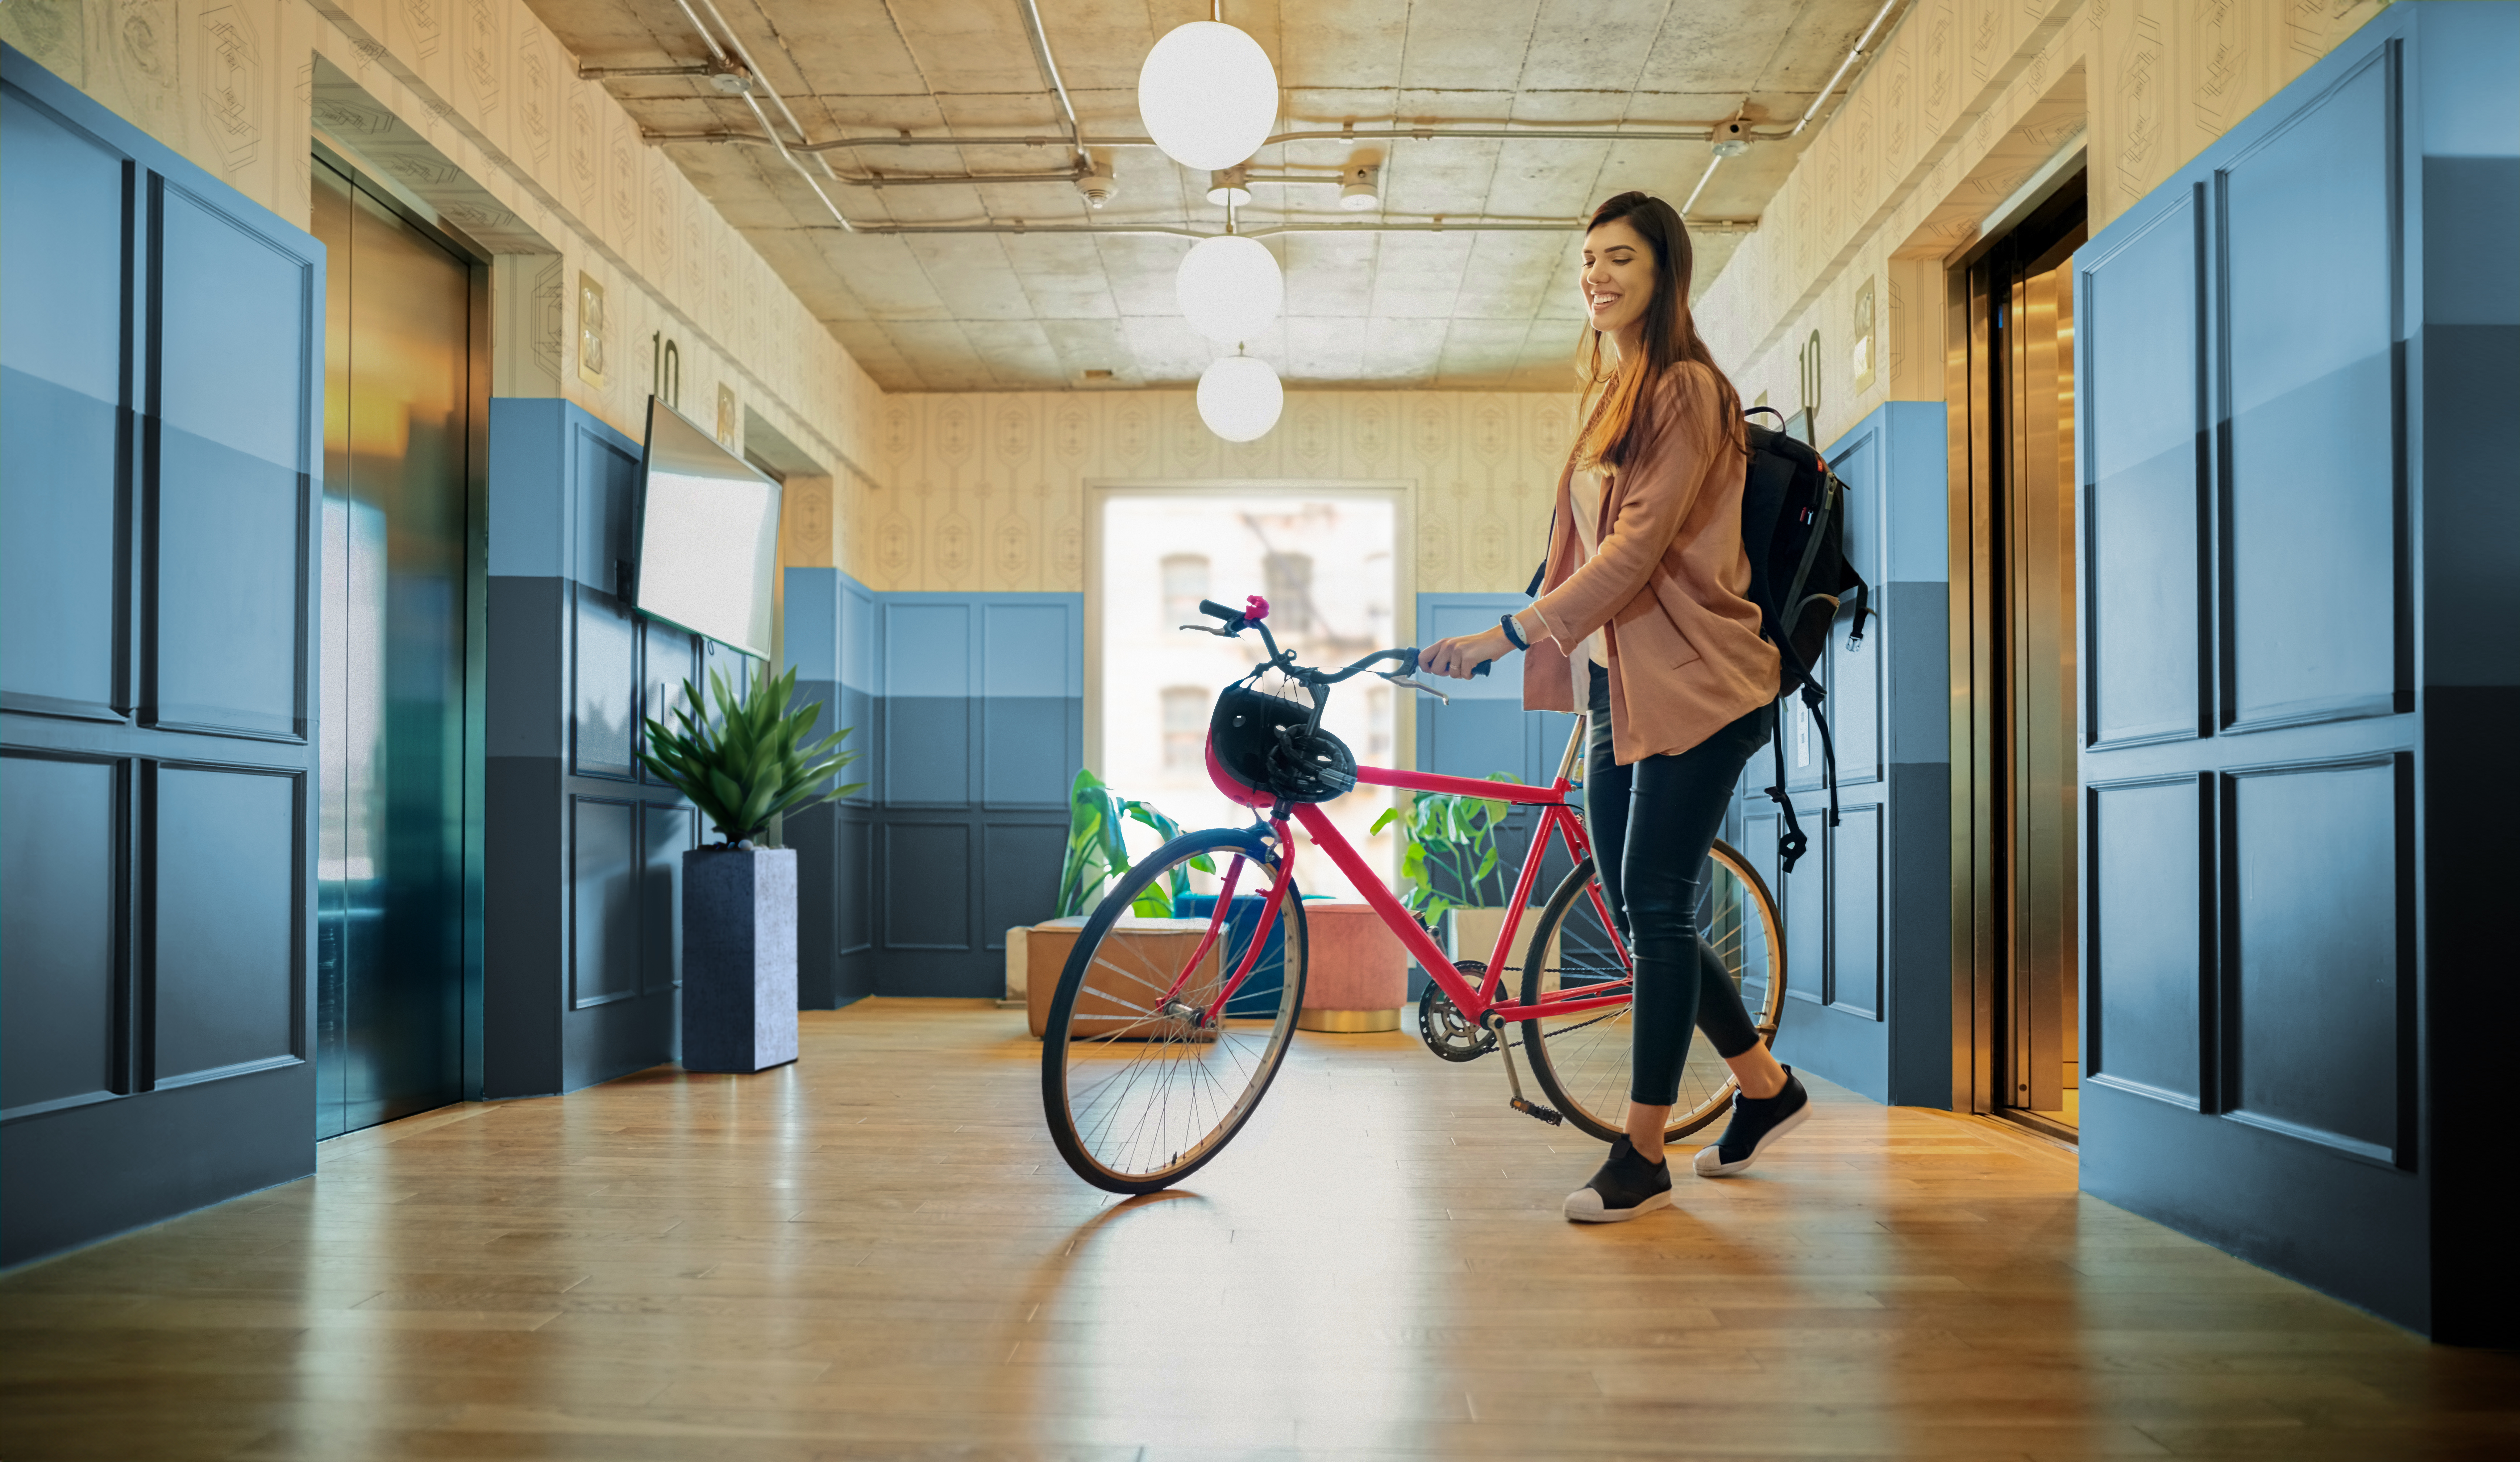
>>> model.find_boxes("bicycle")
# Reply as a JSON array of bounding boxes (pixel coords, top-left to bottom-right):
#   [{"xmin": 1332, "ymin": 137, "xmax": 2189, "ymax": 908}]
[{"xmin": 1040, "ymin": 596, "xmax": 1787, "ymax": 1194}]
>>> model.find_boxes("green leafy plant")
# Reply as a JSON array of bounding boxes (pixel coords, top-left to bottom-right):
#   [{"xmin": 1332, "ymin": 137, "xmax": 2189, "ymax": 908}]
[
  {"xmin": 1371, "ymin": 775, "xmax": 1520, "ymax": 926},
  {"xmin": 1056, "ymin": 768, "xmax": 1209, "ymax": 918},
  {"xmin": 637, "ymin": 667, "xmax": 864, "ymax": 847}
]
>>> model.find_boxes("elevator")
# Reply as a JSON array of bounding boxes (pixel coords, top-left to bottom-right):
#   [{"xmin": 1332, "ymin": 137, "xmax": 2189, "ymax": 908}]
[
  {"xmin": 310, "ymin": 154, "xmax": 484, "ymax": 1138},
  {"xmin": 1954, "ymin": 170, "xmax": 2086, "ymax": 1136}
]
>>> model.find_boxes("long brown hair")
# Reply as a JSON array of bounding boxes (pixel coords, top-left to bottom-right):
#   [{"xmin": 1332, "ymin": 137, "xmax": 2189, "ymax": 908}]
[{"xmin": 1571, "ymin": 191, "xmax": 1743, "ymax": 472}]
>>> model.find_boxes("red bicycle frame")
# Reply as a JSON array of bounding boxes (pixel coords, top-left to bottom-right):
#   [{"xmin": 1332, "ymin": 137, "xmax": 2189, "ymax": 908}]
[{"xmin": 1189, "ymin": 724, "xmax": 1633, "ymax": 1030}]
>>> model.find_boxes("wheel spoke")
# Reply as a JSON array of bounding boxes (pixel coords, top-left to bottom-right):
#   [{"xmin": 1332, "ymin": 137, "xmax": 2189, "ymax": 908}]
[
  {"xmin": 1045, "ymin": 833, "xmax": 1306, "ymax": 1191},
  {"xmin": 1521, "ymin": 846, "xmax": 1785, "ymax": 1142}
]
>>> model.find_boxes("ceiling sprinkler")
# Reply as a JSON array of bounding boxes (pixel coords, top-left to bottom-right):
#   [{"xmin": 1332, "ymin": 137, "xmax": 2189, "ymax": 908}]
[
  {"xmin": 1339, "ymin": 162, "xmax": 1380, "ymax": 212},
  {"xmin": 1710, "ymin": 114, "xmax": 1751, "ymax": 157},
  {"xmin": 1075, "ymin": 164, "xmax": 1120, "ymax": 209}
]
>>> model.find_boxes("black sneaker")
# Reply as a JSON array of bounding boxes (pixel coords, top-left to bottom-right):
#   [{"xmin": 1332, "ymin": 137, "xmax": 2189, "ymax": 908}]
[
  {"xmin": 1692, "ymin": 1067, "xmax": 1812, "ymax": 1177},
  {"xmin": 1562, "ymin": 1135, "xmax": 1674, "ymax": 1223}
]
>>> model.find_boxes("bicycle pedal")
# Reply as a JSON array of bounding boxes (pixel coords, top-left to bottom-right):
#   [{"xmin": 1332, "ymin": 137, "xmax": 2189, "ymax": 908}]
[{"xmin": 1510, "ymin": 1097, "xmax": 1564, "ymax": 1126}]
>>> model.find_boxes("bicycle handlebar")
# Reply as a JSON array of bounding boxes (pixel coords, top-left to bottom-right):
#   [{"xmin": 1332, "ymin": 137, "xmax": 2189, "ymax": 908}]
[{"xmin": 1192, "ymin": 600, "xmax": 1491, "ymax": 682}]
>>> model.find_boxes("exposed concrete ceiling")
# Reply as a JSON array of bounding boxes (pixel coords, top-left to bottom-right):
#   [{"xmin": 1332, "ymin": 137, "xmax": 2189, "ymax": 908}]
[{"xmin": 527, "ymin": 0, "xmax": 1893, "ymax": 391}]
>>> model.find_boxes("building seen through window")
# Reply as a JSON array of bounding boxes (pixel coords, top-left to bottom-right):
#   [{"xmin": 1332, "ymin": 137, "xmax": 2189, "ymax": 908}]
[
  {"xmin": 1261, "ymin": 551, "xmax": 1314, "ymax": 638},
  {"xmin": 1160, "ymin": 554, "xmax": 1209, "ymax": 630},
  {"xmin": 1160, "ymin": 686, "xmax": 1206, "ymax": 772},
  {"xmin": 1099, "ymin": 494, "xmax": 1397, "ymax": 900}
]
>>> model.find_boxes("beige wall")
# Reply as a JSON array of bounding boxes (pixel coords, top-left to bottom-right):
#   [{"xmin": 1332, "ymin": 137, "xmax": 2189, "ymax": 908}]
[
  {"xmin": 1694, "ymin": 0, "xmax": 2390, "ymax": 450},
  {"xmin": 817, "ymin": 390, "xmax": 1586, "ymax": 597},
  {"xmin": 5, "ymin": 0, "xmax": 2391, "ymax": 575},
  {"xmin": 0, "ymin": 0, "xmax": 882, "ymax": 482}
]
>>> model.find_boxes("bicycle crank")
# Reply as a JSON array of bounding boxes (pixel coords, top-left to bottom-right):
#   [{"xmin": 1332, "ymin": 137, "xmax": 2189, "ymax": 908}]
[
  {"xmin": 1483, "ymin": 1012, "xmax": 1563, "ymax": 1126},
  {"xmin": 1417, "ymin": 965, "xmax": 1497, "ymax": 1062}
]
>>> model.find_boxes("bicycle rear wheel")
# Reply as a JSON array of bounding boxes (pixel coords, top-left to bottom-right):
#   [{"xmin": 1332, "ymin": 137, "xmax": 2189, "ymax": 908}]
[
  {"xmin": 1515, "ymin": 839, "xmax": 1785, "ymax": 1144},
  {"xmin": 1040, "ymin": 828, "xmax": 1309, "ymax": 1193}
]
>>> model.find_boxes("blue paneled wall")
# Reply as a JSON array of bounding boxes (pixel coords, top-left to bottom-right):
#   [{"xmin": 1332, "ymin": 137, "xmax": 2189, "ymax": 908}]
[
  {"xmin": 1737, "ymin": 402, "xmax": 1953, "ymax": 1107},
  {"xmin": 1412, "ymin": 595, "xmax": 1583, "ymax": 788},
  {"xmin": 484, "ymin": 399, "xmax": 709, "ymax": 1096},
  {"xmin": 2071, "ymin": 1, "xmax": 2517, "ymax": 1342},
  {"xmin": 785, "ymin": 571, "xmax": 1082, "ymax": 1000},
  {"xmin": 1410, "ymin": 594, "xmax": 1583, "ymax": 997},
  {"xmin": 2, "ymin": 45, "xmax": 325, "ymax": 1264}
]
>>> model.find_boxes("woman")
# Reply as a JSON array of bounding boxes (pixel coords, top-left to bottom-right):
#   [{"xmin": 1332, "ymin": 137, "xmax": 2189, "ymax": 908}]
[{"xmin": 1419, "ymin": 191, "xmax": 1811, "ymax": 1223}]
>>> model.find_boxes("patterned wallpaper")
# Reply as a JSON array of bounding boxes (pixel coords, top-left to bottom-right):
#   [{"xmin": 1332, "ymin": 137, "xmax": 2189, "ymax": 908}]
[
  {"xmin": 1694, "ymin": 0, "xmax": 2390, "ymax": 452},
  {"xmin": 0, "ymin": 0, "xmax": 883, "ymax": 486},
  {"xmin": 1, "ymin": 0, "xmax": 2390, "ymax": 578},
  {"xmin": 816, "ymin": 391, "xmax": 1584, "ymax": 597}
]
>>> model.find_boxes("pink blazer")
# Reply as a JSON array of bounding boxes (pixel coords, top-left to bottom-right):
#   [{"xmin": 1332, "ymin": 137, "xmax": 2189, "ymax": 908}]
[{"xmin": 1522, "ymin": 364, "xmax": 1779, "ymax": 763}]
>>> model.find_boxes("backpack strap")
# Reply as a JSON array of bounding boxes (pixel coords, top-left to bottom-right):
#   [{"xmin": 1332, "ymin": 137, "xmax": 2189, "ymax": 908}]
[
  {"xmin": 1764, "ymin": 714, "xmax": 1809, "ymax": 874},
  {"xmin": 1802, "ymin": 679, "xmax": 1842, "ymax": 829}
]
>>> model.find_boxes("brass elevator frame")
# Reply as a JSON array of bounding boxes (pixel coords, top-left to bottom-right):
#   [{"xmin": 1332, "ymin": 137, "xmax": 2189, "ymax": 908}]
[
  {"xmin": 309, "ymin": 143, "xmax": 493, "ymax": 1120},
  {"xmin": 1946, "ymin": 173, "xmax": 2087, "ymax": 1130}
]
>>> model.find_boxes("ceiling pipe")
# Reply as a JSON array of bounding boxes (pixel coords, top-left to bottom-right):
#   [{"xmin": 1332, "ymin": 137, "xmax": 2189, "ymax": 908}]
[
  {"xmin": 671, "ymin": 0, "xmax": 857, "ymax": 230},
  {"xmin": 1680, "ymin": 156, "xmax": 1723, "ymax": 216},
  {"xmin": 1793, "ymin": 0, "xmax": 1909, "ymax": 136},
  {"xmin": 1014, "ymin": 0, "xmax": 1093, "ymax": 170},
  {"xmin": 822, "ymin": 166, "xmax": 1093, "ymax": 189},
  {"xmin": 826, "ymin": 219, "xmax": 1755, "ymax": 239},
  {"xmin": 581, "ymin": 62, "xmax": 713, "ymax": 79},
  {"xmin": 641, "ymin": 121, "xmax": 1797, "ymax": 153}
]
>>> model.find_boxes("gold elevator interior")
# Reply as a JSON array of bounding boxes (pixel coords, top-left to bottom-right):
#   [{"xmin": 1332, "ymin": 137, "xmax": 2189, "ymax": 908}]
[{"xmin": 1954, "ymin": 171, "xmax": 2087, "ymax": 1135}]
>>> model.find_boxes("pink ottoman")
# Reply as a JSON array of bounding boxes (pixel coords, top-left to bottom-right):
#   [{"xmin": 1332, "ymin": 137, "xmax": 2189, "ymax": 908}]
[{"xmin": 1298, "ymin": 903, "xmax": 1408, "ymax": 1033}]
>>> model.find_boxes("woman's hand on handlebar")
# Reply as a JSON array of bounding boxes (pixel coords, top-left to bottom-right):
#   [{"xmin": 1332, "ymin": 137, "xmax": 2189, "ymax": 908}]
[{"xmin": 1420, "ymin": 626, "xmax": 1512, "ymax": 680}]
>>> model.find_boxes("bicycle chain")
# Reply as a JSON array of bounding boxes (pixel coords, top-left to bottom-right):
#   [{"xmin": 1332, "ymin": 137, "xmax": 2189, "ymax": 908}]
[{"xmin": 1420, "ymin": 960, "xmax": 1626, "ymax": 1057}]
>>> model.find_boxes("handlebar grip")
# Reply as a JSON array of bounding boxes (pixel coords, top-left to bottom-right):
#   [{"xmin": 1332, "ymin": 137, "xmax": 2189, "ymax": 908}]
[
  {"xmin": 1197, "ymin": 599, "xmax": 1240, "ymax": 622},
  {"xmin": 1394, "ymin": 649, "xmax": 1494, "ymax": 678}
]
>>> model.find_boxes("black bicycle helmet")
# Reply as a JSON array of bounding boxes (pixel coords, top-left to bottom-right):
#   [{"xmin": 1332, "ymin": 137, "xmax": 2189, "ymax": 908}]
[{"xmin": 1208, "ymin": 681, "xmax": 1357, "ymax": 805}]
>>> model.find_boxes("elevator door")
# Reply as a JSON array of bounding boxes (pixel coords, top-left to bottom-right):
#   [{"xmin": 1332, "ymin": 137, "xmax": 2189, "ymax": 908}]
[
  {"xmin": 312, "ymin": 159, "xmax": 472, "ymax": 1138},
  {"xmin": 1959, "ymin": 173, "xmax": 2086, "ymax": 1133},
  {"xmin": 1996, "ymin": 231, "xmax": 2082, "ymax": 1125}
]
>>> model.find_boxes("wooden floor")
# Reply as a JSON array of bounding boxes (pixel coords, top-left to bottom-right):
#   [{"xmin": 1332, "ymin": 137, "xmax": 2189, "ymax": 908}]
[{"xmin": 4, "ymin": 1000, "xmax": 2513, "ymax": 1461}]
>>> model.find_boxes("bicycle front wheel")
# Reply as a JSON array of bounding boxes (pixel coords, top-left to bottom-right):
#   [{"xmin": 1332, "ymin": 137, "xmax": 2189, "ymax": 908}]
[
  {"xmin": 1516, "ymin": 838, "xmax": 1785, "ymax": 1144},
  {"xmin": 1040, "ymin": 828, "xmax": 1309, "ymax": 1194}
]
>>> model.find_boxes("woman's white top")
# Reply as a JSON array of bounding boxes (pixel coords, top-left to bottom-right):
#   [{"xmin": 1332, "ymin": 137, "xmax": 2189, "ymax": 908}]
[{"xmin": 1567, "ymin": 468, "xmax": 1612, "ymax": 700}]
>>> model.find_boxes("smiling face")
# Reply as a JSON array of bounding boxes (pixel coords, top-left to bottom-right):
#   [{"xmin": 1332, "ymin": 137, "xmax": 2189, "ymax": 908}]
[{"xmin": 1581, "ymin": 218, "xmax": 1656, "ymax": 343}]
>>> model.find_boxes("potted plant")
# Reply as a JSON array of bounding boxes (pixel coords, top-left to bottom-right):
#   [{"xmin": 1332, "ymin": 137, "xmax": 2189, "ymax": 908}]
[
  {"xmin": 1009, "ymin": 770, "xmax": 1206, "ymax": 1009},
  {"xmin": 1055, "ymin": 767, "xmax": 1203, "ymax": 919},
  {"xmin": 1371, "ymin": 776, "xmax": 1534, "ymax": 980},
  {"xmin": 640, "ymin": 666, "xmax": 863, "ymax": 1074}
]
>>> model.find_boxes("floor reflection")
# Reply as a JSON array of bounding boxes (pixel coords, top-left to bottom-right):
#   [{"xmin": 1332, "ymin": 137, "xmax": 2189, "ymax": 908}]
[{"xmin": 0, "ymin": 1001, "xmax": 2509, "ymax": 1460}]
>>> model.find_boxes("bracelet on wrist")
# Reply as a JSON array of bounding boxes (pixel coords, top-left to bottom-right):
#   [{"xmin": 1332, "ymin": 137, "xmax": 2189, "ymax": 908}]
[{"xmin": 1498, "ymin": 611, "xmax": 1529, "ymax": 651}]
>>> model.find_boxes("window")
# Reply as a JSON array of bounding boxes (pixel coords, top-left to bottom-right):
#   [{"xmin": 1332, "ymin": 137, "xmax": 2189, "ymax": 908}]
[
  {"xmin": 1161, "ymin": 686, "xmax": 1207, "ymax": 772},
  {"xmin": 1100, "ymin": 493, "xmax": 1397, "ymax": 901},
  {"xmin": 1161, "ymin": 554, "xmax": 1209, "ymax": 630},
  {"xmin": 1262, "ymin": 551, "xmax": 1314, "ymax": 638},
  {"xmin": 1365, "ymin": 683, "xmax": 1394, "ymax": 760}
]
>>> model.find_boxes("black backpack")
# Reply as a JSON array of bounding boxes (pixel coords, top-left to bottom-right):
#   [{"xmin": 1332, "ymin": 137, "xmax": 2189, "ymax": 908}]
[
  {"xmin": 1526, "ymin": 407, "xmax": 1871, "ymax": 873},
  {"xmin": 1738, "ymin": 409, "xmax": 1869, "ymax": 872}
]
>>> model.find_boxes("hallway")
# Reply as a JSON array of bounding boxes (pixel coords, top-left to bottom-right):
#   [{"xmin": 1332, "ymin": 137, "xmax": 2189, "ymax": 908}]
[{"xmin": 3, "ymin": 1000, "xmax": 2511, "ymax": 1461}]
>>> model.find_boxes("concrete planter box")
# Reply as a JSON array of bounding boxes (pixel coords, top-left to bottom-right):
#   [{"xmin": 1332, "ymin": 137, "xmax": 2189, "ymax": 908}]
[
  {"xmin": 681, "ymin": 847, "xmax": 798, "ymax": 1074},
  {"xmin": 1447, "ymin": 905, "xmax": 1544, "ymax": 980}
]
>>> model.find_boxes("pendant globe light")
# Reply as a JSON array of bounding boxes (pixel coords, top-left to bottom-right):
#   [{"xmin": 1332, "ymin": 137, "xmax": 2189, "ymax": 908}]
[
  {"xmin": 1175, "ymin": 234, "xmax": 1282, "ymax": 344},
  {"xmin": 1137, "ymin": 21, "xmax": 1278, "ymax": 172},
  {"xmin": 1197, "ymin": 353, "xmax": 1282, "ymax": 442}
]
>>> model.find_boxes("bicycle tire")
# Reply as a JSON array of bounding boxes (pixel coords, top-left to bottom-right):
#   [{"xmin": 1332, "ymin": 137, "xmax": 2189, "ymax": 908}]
[
  {"xmin": 1515, "ymin": 839, "xmax": 1787, "ymax": 1144},
  {"xmin": 1040, "ymin": 827, "xmax": 1309, "ymax": 1194}
]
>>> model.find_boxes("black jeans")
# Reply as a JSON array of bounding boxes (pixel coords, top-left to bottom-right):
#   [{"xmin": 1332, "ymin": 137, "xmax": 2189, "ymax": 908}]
[{"xmin": 1584, "ymin": 664, "xmax": 1772, "ymax": 1106}]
